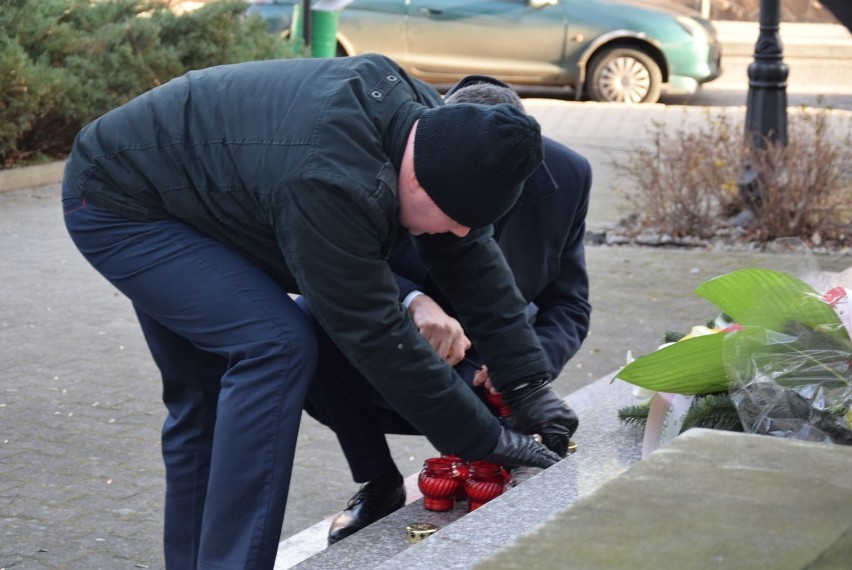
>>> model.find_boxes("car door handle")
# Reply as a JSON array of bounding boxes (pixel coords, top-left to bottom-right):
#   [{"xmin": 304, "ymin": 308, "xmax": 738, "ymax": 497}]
[{"xmin": 420, "ymin": 7, "xmax": 443, "ymax": 15}]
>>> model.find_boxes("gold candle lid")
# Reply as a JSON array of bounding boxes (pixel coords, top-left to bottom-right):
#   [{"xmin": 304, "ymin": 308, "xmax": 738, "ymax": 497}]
[{"xmin": 406, "ymin": 522, "xmax": 438, "ymax": 543}]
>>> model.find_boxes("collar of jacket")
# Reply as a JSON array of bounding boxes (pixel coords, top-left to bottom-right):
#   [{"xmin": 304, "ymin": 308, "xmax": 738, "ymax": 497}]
[
  {"xmin": 385, "ymin": 101, "xmax": 428, "ymax": 177},
  {"xmin": 492, "ymin": 155, "xmax": 557, "ymax": 240},
  {"xmin": 512, "ymin": 158, "xmax": 558, "ymax": 210}
]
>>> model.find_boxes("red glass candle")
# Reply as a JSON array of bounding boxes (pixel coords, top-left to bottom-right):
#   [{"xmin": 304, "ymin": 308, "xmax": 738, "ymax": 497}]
[
  {"xmin": 464, "ymin": 461, "xmax": 507, "ymax": 511},
  {"xmin": 418, "ymin": 457, "xmax": 461, "ymax": 512},
  {"xmin": 486, "ymin": 391, "xmax": 512, "ymax": 418},
  {"xmin": 444, "ymin": 454, "xmax": 470, "ymax": 501}
]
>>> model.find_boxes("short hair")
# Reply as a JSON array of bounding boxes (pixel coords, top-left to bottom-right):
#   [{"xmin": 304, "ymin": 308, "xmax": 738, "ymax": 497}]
[{"xmin": 444, "ymin": 82, "xmax": 525, "ymax": 112}]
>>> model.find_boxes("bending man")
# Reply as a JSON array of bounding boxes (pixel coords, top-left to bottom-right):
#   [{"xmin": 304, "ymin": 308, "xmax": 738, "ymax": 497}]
[{"xmin": 62, "ymin": 56, "xmax": 569, "ymax": 569}]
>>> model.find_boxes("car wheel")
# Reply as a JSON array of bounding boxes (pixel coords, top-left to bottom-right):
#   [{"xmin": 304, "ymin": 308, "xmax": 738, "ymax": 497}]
[{"xmin": 586, "ymin": 47, "xmax": 662, "ymax": 104}]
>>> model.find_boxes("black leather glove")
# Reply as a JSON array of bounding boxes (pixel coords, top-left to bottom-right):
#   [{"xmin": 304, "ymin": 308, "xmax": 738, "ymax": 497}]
[
  {"xmin": 486, "ymin": 427, "xmax": 562, "ymax": 469},
  {"xmin": 503, "ymin": 377, "xmax": 579, "ymax": 458}
]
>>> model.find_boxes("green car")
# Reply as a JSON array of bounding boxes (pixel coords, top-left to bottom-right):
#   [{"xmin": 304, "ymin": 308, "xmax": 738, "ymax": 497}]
[{"xmin": 247, "ymin": 0, "xmax": 722, "ymax": 104}]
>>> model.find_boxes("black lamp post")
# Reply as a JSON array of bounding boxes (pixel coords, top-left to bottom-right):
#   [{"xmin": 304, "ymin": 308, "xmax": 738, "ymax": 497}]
[
  {"xmin": 737, "ymin": 0, "xmax": 789, "ymax": 211},
  {"xmin": 302, "ymin": 0, "xmax": 312, "ymax": 48}
]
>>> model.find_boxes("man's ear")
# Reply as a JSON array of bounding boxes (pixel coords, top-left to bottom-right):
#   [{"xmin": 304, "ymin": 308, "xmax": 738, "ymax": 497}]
[
  {"xmin": 403, "ymin": 168, "xmax": 420, "ymax": 196},
  {"xmin": 400, "ymin": 124, "xmax": 421, "ymax": 197}
]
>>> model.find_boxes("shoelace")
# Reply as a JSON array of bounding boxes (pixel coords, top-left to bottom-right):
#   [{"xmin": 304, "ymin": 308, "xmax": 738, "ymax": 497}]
[
  {"xmin": 346, "ymin": 481, "xmax": 397, "ymax": 509},
  {"xmin": 346, "ymin": 483, "xmax": 377, "ymax": 508}
]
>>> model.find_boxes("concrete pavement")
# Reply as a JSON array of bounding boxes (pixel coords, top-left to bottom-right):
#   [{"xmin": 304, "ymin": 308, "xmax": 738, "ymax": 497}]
[
  {"xmin": 3, "ymin": 99, "xmax": 850, "ymax": 570},
  {"xmin": 2, "ymin": 22, "xmax": 852, "ymax": 569}
]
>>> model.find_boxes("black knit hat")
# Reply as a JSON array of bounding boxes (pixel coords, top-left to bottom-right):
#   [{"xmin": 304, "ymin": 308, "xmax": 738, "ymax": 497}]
[{"xmin": 413, "ymin": 103, "xmax": 543, "ymax": 229}]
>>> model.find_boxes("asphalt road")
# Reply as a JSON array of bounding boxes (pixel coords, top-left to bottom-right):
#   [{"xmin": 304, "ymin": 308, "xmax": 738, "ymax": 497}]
[
  {"xmin": 665, "ymin": 55, "xmax": 852, "ymax": 110},
  {"xmin": 517, "ymin": 55, "xmax": 852, "ymax": 111}
]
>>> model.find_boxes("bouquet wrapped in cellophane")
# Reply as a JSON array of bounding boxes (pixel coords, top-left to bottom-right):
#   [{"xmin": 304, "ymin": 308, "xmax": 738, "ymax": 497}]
[{"xmin": 615, "ymin": 263, "xmax": 851, "ymax": 447}]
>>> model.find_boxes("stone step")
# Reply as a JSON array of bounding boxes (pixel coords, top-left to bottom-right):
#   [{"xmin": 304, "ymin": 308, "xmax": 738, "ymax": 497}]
[
  {"xmin": 273, "ymin": 473, "xmax": 426, "ymax": 568},
  {"xmin": 474, "ymin": 429, "xmax": 852, "ymax": 569},
  {"xmin": 275, "ymin": 374, "xmax": 644, "ymax": 569},
  {"xmin": 278, "ymin": 373, "xmax": 852, "ymax": 569}
]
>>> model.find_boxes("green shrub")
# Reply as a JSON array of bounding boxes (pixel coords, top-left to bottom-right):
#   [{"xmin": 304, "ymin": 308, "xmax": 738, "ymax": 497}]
[{"xmin": 0, "ymin": 0, "xmax": 294, "ymax": 168}]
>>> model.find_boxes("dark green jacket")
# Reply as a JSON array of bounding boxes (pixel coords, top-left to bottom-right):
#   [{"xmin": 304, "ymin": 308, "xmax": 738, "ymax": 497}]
[{"xmin": 64, "ymin": 54, "xmax": 548, "ymax": 459}]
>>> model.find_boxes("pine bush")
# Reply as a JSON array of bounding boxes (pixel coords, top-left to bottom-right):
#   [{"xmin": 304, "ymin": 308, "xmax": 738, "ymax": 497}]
[{"xmin": 0, "ymin": 0, "xmax": 294, "ymax": 167}]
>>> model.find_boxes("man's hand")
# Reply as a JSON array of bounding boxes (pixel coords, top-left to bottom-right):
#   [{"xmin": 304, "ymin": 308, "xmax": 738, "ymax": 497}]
[
  {"xmin": 472, "ymin": 364, "xmax": 496, "ymax": 393},
  {"xmin": 409, "ymin": 294, "xmax": 471, "ymax": 365},
  {"xmin": 503, "ymin": 380, "xmax": 578, "ymax": 458},
  {"xmin": 486, "ymin": 427, "xmax": 561, "ymax": 469}
]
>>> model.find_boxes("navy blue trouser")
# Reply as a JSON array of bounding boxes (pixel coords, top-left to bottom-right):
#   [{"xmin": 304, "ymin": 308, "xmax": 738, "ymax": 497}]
[
  {"xmin": 295, "ymin": 297, "xmax": 487, "ymax": 483},
  {"xmin": 63, "ymin": 185, "xmax": 317, "ymax": 569}
]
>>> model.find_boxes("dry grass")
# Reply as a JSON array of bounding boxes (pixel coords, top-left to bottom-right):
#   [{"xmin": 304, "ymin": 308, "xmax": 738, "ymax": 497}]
[
  {"xmin": 747, "ymin": 110, "xmax": 852, "ymax": 244},
  {"xmin": 614, "ymin": 107, "xmax": 852, "ymax": 248}
]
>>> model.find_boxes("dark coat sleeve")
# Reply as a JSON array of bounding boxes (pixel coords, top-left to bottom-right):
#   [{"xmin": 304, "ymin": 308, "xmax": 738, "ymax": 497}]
[
  {"xmin": 526, "ymin": 145, "xmax": 592, "ymax": 379},
  {"xmin": 388, "ymin": 237, "xmax": 429, "ymax": 301},
  {"xmin": 275, "ymin": 171, "xmax": 501, "ymax": 460},
  {"xmin": 414, "ymin": 228, "xmax": 550, "ymax": 392}
]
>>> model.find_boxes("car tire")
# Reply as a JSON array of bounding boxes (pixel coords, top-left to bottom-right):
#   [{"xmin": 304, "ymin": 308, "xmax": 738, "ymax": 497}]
[{"xmin": 586, "ymin": 47, "xmax": 662, "ymax": 104}]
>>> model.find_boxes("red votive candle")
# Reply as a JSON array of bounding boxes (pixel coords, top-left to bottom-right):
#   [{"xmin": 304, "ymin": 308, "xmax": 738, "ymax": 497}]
[
  {"xmin": 444, "ymin": 454, "xmax": 470, "ymax": 501},
  {"xmin": 486, "ymin": 391, "xmax": 512, "ymax": 418},
  {"xmin": 464, "ymin": 461, "xmax": 507, "ymax": 511},
  {"xmin": 418, "ymin": 457, "xmax": 461, "ymax": 512}
]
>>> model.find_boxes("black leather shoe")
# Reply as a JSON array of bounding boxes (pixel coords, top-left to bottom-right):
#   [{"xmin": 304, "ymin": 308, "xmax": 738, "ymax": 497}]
[{"xmin": 327, "ymin": 480, "xmax": 406, "ymax": 544}]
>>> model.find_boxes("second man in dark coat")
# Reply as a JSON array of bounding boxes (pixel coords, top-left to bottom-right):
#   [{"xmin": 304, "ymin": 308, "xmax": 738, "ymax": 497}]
[{"xmin": 299, "ymin": 76, "xmax": 591, "ymax": 544}]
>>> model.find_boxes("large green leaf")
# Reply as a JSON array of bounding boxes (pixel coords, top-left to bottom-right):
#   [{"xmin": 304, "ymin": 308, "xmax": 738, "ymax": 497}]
[
  {"xmin": 616, "ymin": 268, "xmax": 851, "ymax": 397},
  {"xmin": 615, "ymin": 333, "xmax": 731, "ymax": 395},
  {"xmin": 695, "ymin": 268, "xmax": 849, "ymax": 343}
]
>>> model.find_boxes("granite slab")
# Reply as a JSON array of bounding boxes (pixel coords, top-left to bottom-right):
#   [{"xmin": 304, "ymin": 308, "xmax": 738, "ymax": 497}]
[
  {"xmin": 288, "ymin": 375, "xmax": 644, "ymax": 569},
  {"xmin": 477, "ymin": 428, "xmax": 852, "ymax": 570}
]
